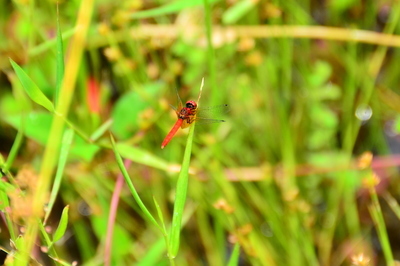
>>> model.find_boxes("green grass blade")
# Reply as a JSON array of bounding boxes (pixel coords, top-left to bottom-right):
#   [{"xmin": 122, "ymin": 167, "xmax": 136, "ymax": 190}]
[
  {"xmin": 222, "ymin": 0, "xmax": 258, "ymax": 24},
  {"xmin": 55, "ymin": 6, "xmax": 64, "ymax": 108},
  {"xmin": 3, "ymin": 119, "xmax": 24, "ymax": 172},
  {"xmin": 38, "ymin": 219, "xmax": 64, "ymax": 264},
  {"xmin": 153, "ymin": 197, "xmax": 168, "ymax": 236},
  {"xmin": 53, "ymin": 205, "xmax": 70, "ymax": 243},
  {"xmin": 168, "ymin": 123, "xmax": 196, "ymax": 258},
  {"xmin": 28, "ymin": 28, "xmax": 75, "ymax": 57},
  {"xmin": 136, "ymin": 238, "xmax": 166, "ymax": 266},
  {"xmin": 130, "ymin": 0, "xmax": 221, "ymax": 19},
  {"xmin": 110, "ymin": 134, "xmax": 162, "ymax": 231},
  {"xmin": 9, "ymin": 58, "xmax": 54, "ymax": 112},
  {"xmin": 38, "ymin": 220, "xmax": 52, "ymax": 246},
  {"xmin": 369, "ymin": 188, "xmax": 394, "ymax": 265},
  {"xmin": 227, "ymin": 243, "xmax": 240, "ymax": 266},
  {"xmin": 384, "ymin": 192, "xmax": 400, "ymax": 221},
  {"xmin": 116, "ymin": 142, "xmax": 169, "ymax": 171},
  {"xmin": 89, "ymin": 119, "xmax": 113, "ymax": 142},
  {"xmin": 0, "ymin": 187, "xmax": 15, "ymax": 241},
  {"xmin": 45, "ymin": 129, "xmax": 74, "ymax": 223}
]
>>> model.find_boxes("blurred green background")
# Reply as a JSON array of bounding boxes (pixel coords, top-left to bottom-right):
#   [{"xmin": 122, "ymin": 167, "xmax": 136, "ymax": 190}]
[{"xmin": 2, "ymin": 0, "xmax": 400, "ymax": 265}]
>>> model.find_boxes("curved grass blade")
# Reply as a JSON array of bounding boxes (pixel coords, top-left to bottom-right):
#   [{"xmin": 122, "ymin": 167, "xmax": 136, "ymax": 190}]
[
  {"xmin": 53, "ymin": 206, "xmax": 70, "ymax": 243},
  {"xmin": 168, "ymin": 122, "xmax": 196, "ymax": 258},
  {"xmin": 110, "ymin": 134, "xmax": 162, "ymax": 231},
  {"xmin": 116, "ymin": 142, "xmax": 169, "ymax": 171},
  {"xmin": 9, "ymin": 59, "xmax": 54, "ymax": 112}
]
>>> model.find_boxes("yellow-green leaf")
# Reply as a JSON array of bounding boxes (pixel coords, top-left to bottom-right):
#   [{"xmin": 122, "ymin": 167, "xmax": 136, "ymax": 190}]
[
  {"xmin": 9, "ymin": 58, "xmax": 54, "ymax": 112},
  {"xmin": 53, "ymin": 205, "xmax": 69, "ymax": 243}
]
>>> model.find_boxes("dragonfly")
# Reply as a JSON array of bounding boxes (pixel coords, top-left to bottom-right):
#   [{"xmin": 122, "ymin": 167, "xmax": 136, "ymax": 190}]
[{"xmin": 161, "ymin": 88, "xmax": 228, "ymax": 149}]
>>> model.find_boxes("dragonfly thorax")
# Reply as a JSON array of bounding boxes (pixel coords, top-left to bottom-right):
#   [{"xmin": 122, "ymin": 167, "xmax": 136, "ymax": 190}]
[{"xmin": 178, "ymin": 107, "xmax": 196, "ymax": 120}]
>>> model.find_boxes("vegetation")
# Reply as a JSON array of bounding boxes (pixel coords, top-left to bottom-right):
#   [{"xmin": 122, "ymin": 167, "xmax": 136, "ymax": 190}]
[{"xmin": 1, "ymin": 0, "xmax": 400, "ymax": 265}]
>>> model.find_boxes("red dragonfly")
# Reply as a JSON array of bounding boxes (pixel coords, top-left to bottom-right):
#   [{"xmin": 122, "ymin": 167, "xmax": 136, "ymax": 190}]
[{"xmin": 161, "ymin": 89, "xmax": 228, "ymax": 149}]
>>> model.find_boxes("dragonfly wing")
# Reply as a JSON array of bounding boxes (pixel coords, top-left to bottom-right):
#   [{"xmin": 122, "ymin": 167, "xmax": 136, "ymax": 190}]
[
  {"xmin": 196, "ymin": 104, "xmax": 229, "ymax": 117},
  {"xmin": 175, "ymin": 88, "xmax": 184, "ymax": 110},
  {"xmin": 169, "ymin": 103, "xmax": 177, "ymax": 111},
  {"xmin": 195, "ymin": 117, "xmax": 226, "ymax": 124}
]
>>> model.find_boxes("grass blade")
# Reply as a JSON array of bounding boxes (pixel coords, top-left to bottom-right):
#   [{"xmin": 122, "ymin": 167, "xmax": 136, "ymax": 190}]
[
  {"xmin": 153, "ymin": 197, "xmax": 168, "ymax": 236},
  {"xmin": 368, "ymin": 175, "xmax": 394, "ymax": 265},
  {"xmin": 116, "ymin": 142, "xmax": 169, "ymax": 171},
  {"xmin": 9, "ymin": 59, "xmax": 54, "ymax": 112},
  {"xmin": 28, "ymin": 28, "xmax": 75, "ymax": 57},
  {"xmin": 90, "ymin": 119, "xmax": 113, "ymax": 142},
  {"xmin": 45, "ymin": 129, "xmax": 74, "ymax": 223},
  {"xmin": 38, "ymin": 220, "xmax": 54, "ymax": 251},
  {"xmin": 168, "ymin": 122, "xmax": 196, "ymax": 258},
  {"xmin": 130, "ymin": 0, "xmax": 221, "ymax": 19},
  {"xmin": 136, "ymin": 238, "xmax": 166, "ymax": 266},
  {"xmin": 53, "ymin": 206, "xmax": 70, "ymax": 243},
  {"xmin": 17, "ymin": 0, "xmax": 95, "ymax": 264},
  {"xmin": 383, "ymin": 192, "xmax": 400, "ymax": 220},
  {"xmin": 3, "ymin": 118, "xmax": 25, "ymax": 172},
  {"xmin": 222, "ymin": 0, "xmax": 258, "ymax": 24},
  {"xmin": 110, "ymin": 134, "xmax": 161, "ymax": 231},
  {"xmin": 0, "ymin": 185, "xmax": 15, "ymax": 241},
  {"xmin": 55, "ymin": 4, "xmax": 64, "ymax": 108},
  {"xmin": 227, "ymin": 243, "xmax": 240, "ymax": 266}
]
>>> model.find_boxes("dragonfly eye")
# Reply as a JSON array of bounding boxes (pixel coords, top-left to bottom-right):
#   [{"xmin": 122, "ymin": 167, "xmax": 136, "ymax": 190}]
[{"xmin": 185, "ymin": 101, "xmax": 197, "ymax": 110}]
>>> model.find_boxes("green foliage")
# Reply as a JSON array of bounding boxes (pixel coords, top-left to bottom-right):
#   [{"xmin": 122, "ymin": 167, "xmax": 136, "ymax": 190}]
[
  {"xmin": 2, "ymin": 0, "xmax": 400, "ymax": 265},
  {"xmin": 329, "ymin": 0, "xmax": 359, "ymax": 12},
  {"xmin": 4, "ymin": 113, "xmax": 100, "ymax": 161},
  {"xmin": 111, "ymin": 83, "xmax": 161, "ymax": 139}
]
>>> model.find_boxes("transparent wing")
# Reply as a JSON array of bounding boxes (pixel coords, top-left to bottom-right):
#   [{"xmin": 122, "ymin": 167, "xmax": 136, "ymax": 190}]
[
  {"xmin": 196, "ymin": 104, "xmax": 229, "ymax": 118},
  {"xmin": 194, "ymin": 118, "xmax": 226, "ymax": 124}
]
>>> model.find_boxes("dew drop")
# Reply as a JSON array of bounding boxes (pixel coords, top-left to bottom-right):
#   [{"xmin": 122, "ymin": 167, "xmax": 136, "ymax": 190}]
[{"xmin": 355, "ymin": 105, "xmax": 372, "ymax": 121}]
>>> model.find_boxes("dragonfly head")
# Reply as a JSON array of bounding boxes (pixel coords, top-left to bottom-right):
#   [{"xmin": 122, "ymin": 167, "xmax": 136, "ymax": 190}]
[{"xmin": 185, "ymin": 101, "xmax": 197, "ymax": 110}]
